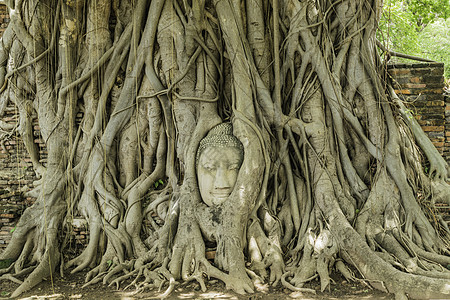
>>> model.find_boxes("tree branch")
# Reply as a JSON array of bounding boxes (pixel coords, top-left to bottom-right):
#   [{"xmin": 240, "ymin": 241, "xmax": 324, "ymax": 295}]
[{"xmin": 376, "ymin": 39, "xmax": 435, "ymax": 63}]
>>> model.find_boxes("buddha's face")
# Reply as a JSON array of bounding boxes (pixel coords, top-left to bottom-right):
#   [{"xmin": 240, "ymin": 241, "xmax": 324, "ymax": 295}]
[{"xmin": 197, "ymin": 146, "xmax": 243, "ymax": 206}]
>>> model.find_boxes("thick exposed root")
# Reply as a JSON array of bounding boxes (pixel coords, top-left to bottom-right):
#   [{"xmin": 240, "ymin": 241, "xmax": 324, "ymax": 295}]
[
  {"xmin": 285, "ymin": 228, "xmax": 337, "ymax": 292},
  {"xmin": 11, "ymin": 236, "xmax": 60, "ymax": 298},
  {"xmin": 247, "ymin": 219, "xmax": 285, "ymax": 286},
  {"xmin": 281, "ymin": 272, "xmax": 316, "ymax": 294}
]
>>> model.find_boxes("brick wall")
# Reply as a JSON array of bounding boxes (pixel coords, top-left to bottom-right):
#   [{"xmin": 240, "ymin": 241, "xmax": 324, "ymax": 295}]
[
  {"xmin": 388, "ymin": 62, "xmax": 446, "ymax": 156},
  {"xmin": 0, "ymin": 5, "xmax": 23, "ymax": 249},
  {"xmin": 0, "ymin": 4, "xmax": 8, "ymax": 37},
  {"xmin": 0, "ymin": 104, "xmax": 44, "ymax": 248},
  {"xmin": 387, "ymin": 62, "xmax": 450, "ymax": 226},
  {"xmin": 446, "ymin": 94, "xmax": 450, "ymax": 164},
  {"xmin": 0, "ymin": 101, "xmax": 88, "ymax": 250}
]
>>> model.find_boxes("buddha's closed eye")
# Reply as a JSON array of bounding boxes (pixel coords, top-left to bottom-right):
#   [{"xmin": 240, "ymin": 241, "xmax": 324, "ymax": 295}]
[
  {"xmin": 202, "ymin": 164, "xmax": 215, "ymax": 171},
  {"xmin": 228, "ymin": 164, "xmax": 240, "ymax": 170}
]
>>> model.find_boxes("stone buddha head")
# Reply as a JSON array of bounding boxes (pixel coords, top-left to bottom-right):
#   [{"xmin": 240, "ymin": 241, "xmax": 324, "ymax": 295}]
[{"xmin": 196, "ymin": 123, "xmax": 244, "ymax": 206}]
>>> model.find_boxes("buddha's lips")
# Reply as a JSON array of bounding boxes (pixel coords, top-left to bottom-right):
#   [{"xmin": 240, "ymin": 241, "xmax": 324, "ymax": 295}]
[{"xmin": 211, "ymin": 190, "xmax": 232, "ymax": 198}]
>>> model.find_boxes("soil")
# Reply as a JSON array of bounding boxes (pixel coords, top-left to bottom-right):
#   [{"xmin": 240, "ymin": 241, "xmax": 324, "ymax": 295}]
[{"xmin": 0, "ymin": 271, "xmax": 395, "ymax": 300}]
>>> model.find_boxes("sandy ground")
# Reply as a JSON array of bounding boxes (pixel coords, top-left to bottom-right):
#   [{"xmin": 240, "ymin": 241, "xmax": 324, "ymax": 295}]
[{"xmin": 0, "ymin": 271, "xmax": 397, "ymax": 300}]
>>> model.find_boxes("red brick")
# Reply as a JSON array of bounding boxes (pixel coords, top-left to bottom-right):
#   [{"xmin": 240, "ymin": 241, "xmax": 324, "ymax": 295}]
[
  {"xmin": 410, "ymin": 77, "xmax": 421, "ymax": 83},
  {"xmin": 396, "ymin": 89, "xmax": 412, "ymax": 95},
  {"xmin": 7, "ymin": 180, "xmax": 27, "ymax": 185},
  {"xmin": 0, "ymin": 214, "xmax": 14, "ymax": 218},
  {"xmin": 427, "ymin": 101, "xmax": 445, "ymax": 106},
  {"xmin": 205, "ymin": 250, "xmax": 216, "ymax": 260},
  {"xmin": 421, "ymin": 126, "xmax": 445, "ymax": 132},
  {"xmin": 404, "ymin": 83, "xmax": 427, "ymax": 89}
]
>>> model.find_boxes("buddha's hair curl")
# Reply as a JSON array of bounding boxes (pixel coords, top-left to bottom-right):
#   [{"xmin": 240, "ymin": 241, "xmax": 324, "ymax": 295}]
[{"xmin": 196, "ymin": 123, "xmax": 244, "ymax": 164}]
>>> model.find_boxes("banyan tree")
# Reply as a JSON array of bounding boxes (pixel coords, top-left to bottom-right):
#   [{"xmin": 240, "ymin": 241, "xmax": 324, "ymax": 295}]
[{"xmin": 0, "ymin": 0, "xmax": 449, "ymax": 298}]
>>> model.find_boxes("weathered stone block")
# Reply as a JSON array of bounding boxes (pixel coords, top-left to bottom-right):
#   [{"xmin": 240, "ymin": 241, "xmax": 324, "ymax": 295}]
[
  {"xmin": 418, "ymin": 120, "xmax": 445, "ymax": 126},
  {"xmin": 389, "ymin": 68, "xmax": 411, "ymax": 76},
  {"xmin": 404, "ymin": 83, "xmax": 427, "ymax": 89},
  {"xmin": 431, "ymin": 67, "xmax": 445, "ymax": 75},
  {"xmin": 411, "ymin": 68, "xmax": 432, "ymax": 76}
]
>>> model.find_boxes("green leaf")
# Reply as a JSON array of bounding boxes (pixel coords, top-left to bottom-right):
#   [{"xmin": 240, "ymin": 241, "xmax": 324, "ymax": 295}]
[
  {"xmin": 154, "ymin": 179, "xmax": 164, "ymax": 188},
  {"xmin": 10, "ymin": 226, "xmax": 15, "ymax": 233},
  {"xmin": 107, "ymin": 260, "xmax": 113, "ymax": 267}
]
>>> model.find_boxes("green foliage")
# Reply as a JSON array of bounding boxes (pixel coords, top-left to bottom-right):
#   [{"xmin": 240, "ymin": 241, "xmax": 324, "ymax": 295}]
[
  {"xmin": 380, "ymin": 0, "xmax": 450, "ymax": 32},
  {"xmin": 154, "ymin": 179, "xmax": 164, "ymax": 188},
  {"xmin": 379, "ymin": 0, "xmax": 450, "ymax": 78},
  {"xmin": 418, "ymin": 18, "xmax": 450, "ymax": 78},
  {"xmin": 378, "ymin": 0, "xmax": 419, "ymax": 54},
  {"xmin": 406, "ymin": 0, "xmax": 450, "ymax": 28}
]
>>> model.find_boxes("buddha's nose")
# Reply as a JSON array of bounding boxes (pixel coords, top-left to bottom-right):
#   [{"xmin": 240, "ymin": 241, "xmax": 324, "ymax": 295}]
[{"xmin": 214, "ymin": 167, "xmax": 231, "ymax": 189}]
